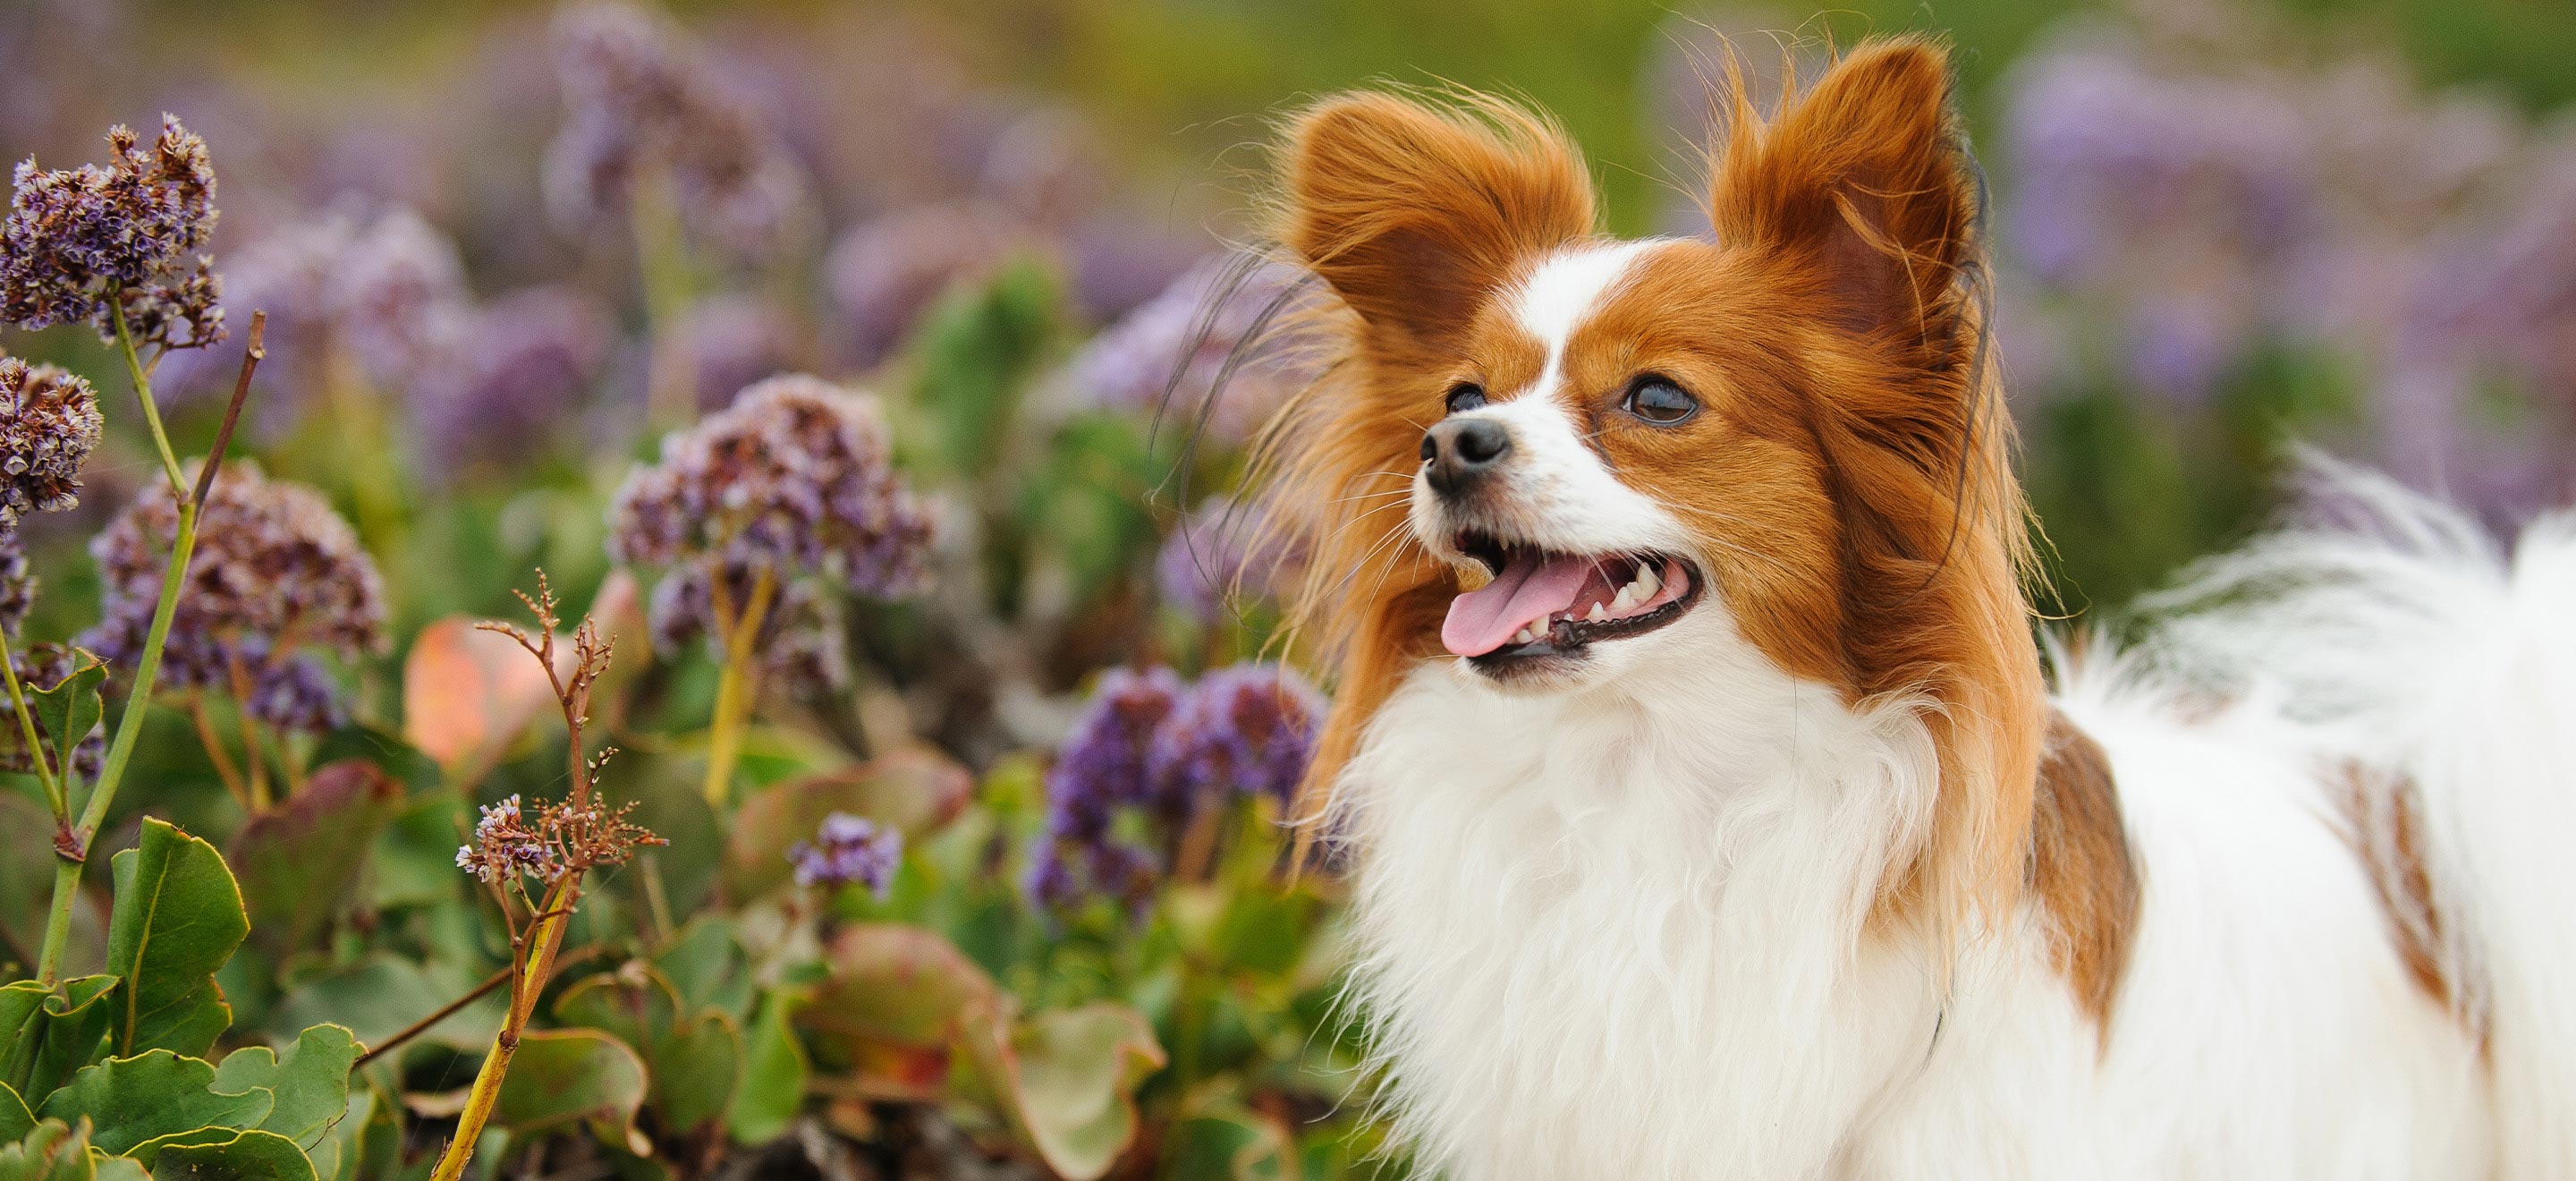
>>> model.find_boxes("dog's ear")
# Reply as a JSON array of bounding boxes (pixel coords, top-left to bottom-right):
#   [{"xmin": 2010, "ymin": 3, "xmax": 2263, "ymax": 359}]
[
  {"xmin": 1708, "ymin": 37, "xmax": 1976, "ymax": 343},
  {"xmin": 1282, "ymin": 92, "xmax": 1596, "ymax": 353}
]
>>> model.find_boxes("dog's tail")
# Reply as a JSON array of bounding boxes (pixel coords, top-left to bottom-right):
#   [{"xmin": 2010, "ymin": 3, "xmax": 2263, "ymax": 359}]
[{"xmin": 2148, "ymin": 456, "xmax": 2576, "ymax": 1177}]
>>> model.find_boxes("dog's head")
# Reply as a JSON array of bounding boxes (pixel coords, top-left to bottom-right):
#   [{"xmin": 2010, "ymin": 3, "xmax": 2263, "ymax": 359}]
[{"xmin": 1263, "ymin": 36, "xmax": 2044, "ymax": 919}]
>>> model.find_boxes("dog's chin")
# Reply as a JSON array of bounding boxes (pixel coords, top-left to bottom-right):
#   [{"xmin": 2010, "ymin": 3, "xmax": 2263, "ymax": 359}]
[{"xmin": 1432, "ymin": 527, "xmax": 1709, "ymax": 695}]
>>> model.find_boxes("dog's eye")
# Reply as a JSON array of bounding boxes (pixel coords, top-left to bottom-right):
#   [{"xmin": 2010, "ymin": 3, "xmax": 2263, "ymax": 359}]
[
  {"xmin": 1623, "ymin": 376, "xmax": 1698, "ymax": 425},
  {"xmin": 1444, "ymin": 383, "xmax": 1487, "ymax": 416}
]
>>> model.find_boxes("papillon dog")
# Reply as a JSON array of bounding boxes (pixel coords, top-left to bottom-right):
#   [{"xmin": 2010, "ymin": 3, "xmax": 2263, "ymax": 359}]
[{"xmin": 1250, "ymin": 34, "xmax": 2576, "ymax": 1179}]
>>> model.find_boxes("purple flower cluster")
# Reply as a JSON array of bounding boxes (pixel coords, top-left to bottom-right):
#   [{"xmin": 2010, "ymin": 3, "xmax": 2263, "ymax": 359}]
[
  {"xmin": 414, "ymin": 285, "xmax": 613, "ymax": 471},
  {"xmin": 1062, "ymin": 256, "xmax": 1316, "ymax": 448},
  {"xmin": 788, "ymin": 811, "xmax": 903, "ymax": 896},
  {"xmin": 546, "ymin": 1, "xmax": 809, "ymax": 258},
  {"xmin": 1155, "ymin": 496, "xmax": 1304, "ymax": 624},
  {"xmin": 0, "ymin": 117, "xmax": 223, "ymax": 350},
  {"xmin": 609, "ymin": 372, "xmax": 932, "ymax": 605},
  {"xmin": 457, "ymin": 794, "xmax": 555, "ymax": 884},
  {"xmin": 1999, "ymin": 20, "xmax": 2576, "ymax": 518},
  {"xmin": 0, "ymin": 357, "xmax": 102, "ymax": 531},
  {"xmin": 1026, "ymin": 662, "xmax": 1322, "ymax": 913},
  {"xmin": 645, "ymin": 562, "xmax": 851, "ymax": 692},
  {"xmin": 83, "ymin": 460, "xmax": 386, "ymax": 734}
]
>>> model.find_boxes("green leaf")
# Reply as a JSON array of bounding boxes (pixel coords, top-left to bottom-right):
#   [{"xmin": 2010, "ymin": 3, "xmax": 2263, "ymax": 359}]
[
  {"xmin": 1166, "ymin": 1100, "xmax": 1297, "ymax": 1181},
  {"xmin": 800, "ymin": 924, "xmax": 997, "ymax": 1097},
  {"xmin": 25, "ymin": 651, "xmax": 106, "ymax": 793},
  {"xmin": 267, "ymin": 958, "xmax": 496, "ymax": 1058},
  {"xmin": 0, "ymin": 1118, "xmax": 99, "ymax": 1181},
  {"xmin": 1, "ymin": 977, "xmax": 118, "ymax": 1105},
  {"xmin": 956, "ymin": 1004, "xmax": 1165, "ymax": 1181},
  {"xmin": 555, "ymin": 969, "xmax": 739, "ymax": 1137},
  {"xmin": 908, "ymin": 257, "xmax": 1059, "ymax": 480},
  {"xmin": 105, "ymin": 820, "xmax": 248, "ymax": 1058},
  {"xmin": 724, "ymin": 750, "xmax": 970, "ymax": 898},
  {"xmin": 211, "ymin": 1025, "xmax": 358, "ymax": 1152},
  {"xmin": 37, "ymin": 1049, "xmax": 272, "ymax": 1156},
  {"xmin": 724, "ymin": 991, "xmax": 803, "ymax": 1146},
  {"xmin": 489, "ymin": 1030, "xmax": 646, "ymax": 1150},
  {"xmin": 145, "ymin": 1128, "xmax": 316, "ymax": 1181},
  {"xmin": 225, "ymin": 765, "xmax": 401, "ymax": 955},
  {"xmin": 123, "ymin": 989, "xmax": 227, "ymax": 1064},
  {"xmin": 0, "ymin": 1082, "xmax": 29, "ymax": 1143},
  {"xmin": 362, "ymin": 798, "xmax": 467, "ymax": 912},
  {"xmin": 649, "ymin": 918, "xmax": 746, "ymax": 1020}
]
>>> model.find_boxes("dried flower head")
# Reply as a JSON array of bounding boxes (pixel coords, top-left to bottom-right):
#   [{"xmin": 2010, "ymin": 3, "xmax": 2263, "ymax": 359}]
[
  {"xmin": 546, "ymin": 1, "xmax": 809, "ymax": 257},
  {"xmin": 0, "ymin": 116, "xmax": 223, "ymax": 349},
  {"xmin": 608, "ymin": 373, "xmax": 933, "ymax": 616},
  {"xmin": 1064, "ymin": 256, "xmax": 1316, "ymax": 447},
  {"xmin": 82, "ymin": 459, "xmax": 386, "ymax": 731},
  {"xmin": 788, "ymin": 811, "xmax": 903, "ymax": 896},
  {"xmin": 0, "ymin": 358, "xmax": 102, "ymax": 531}
]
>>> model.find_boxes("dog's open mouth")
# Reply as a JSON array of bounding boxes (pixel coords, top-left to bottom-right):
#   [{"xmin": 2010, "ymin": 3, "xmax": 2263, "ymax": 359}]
[{"xmin": 1442, "ymin": 531, "xmax": 1702, "ymax": 662}]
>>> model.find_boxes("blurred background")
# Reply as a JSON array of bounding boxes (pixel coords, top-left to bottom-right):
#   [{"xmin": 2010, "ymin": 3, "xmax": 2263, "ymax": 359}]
[{"xmin": 2, "ymin": 0, "xmax": 2572, "ymax": 1177}]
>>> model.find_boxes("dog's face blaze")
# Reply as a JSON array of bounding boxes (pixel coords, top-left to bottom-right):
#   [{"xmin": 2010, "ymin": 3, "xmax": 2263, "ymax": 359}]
[
  {"xmin": 1269, "ymin": 36, "xmax": 2050, "ymax": 922},
  {"xmin": 1411, "ymin": 236, "xmax": 1855, "ymax": 693}
]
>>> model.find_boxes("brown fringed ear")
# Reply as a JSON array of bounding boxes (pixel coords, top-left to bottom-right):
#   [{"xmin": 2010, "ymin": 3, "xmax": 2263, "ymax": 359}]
[
  {"xmin": 1708, "ymin": 36, "xmax": 1974, "ymax": 344},
  {"xmin": 1282, "ymin": 92, "xmax": 1597, "ymax": 355}
]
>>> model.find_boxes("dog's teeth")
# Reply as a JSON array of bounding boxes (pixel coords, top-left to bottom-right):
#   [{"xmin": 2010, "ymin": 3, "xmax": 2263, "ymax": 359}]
[
  {"xmin": 1636, "ymin": 565, "xmax": 1662, "ymax": 599},
  {"xmin": 1585, "ymin": 602, "xmax": 1608, "ymax": 623},
  {"xmin": 1610, "ymin": 585, "xmax": 1637, "ymax": 613}
]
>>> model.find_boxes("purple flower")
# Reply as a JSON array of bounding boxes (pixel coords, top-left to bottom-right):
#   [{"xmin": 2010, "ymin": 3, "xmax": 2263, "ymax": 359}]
[
  {"xmin": 82, "ymin": 459, "xmax": 385, "ymax": 731},
  {"xmin": 1063, "ymin": 256, "xmax": 1316, "ymax": 447},
  {"xmin": 242, "ymin": 653, "xmax": 348, "ymax": 735},
  {"xmin": 157, "ymin": 206, "xmax": 473, "ymax": 418},
  {"xmin": 788, "ymin": 811, "xmax": 903, "ymax": 896},
  {"xmin": 646, "ymin": 562, "xmax": 851, "ymax": 692},
  {"xmin": 456, "ymin": 794, "xmax": 558, "ymax": 884},
  {"xmin": 414, "ymin": 285, "xmax": 612, "ymax": 471},
  {"xmin": 545, "ymin": 1, "xmax": 810, "ymax": 259},
  {"xmin": 1148, "ymin": 663, "xmax": 1322, "ymax": 815},
  {"xmin": 1024, "ymin": 666, "xmax": 1184, "ymax": 912},
  {"xmin": 607, "ymin": 373, "xmax": 935, "ymax": 597},
  {"xmin": 0, "ymin": 529, "xmax": 29, "ymax": 641},
  {"xmin": 0, "ymin": 116, "xmax": 223, "ymax": 350},
  {"xmin": 0, "ymin": 357, "xmax": 102, "ymax": 531},
  {"xmin": 1024, "ymin": 662, "xmax": 1325, "ymax": 913},
  {"xmin": 826, "ymin": 202, "xmax": 1036, "ymax": 370}
]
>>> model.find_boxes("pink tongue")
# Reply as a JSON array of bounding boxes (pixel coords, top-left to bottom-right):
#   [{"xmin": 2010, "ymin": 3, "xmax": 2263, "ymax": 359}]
[{"xmin": 1442, "ymin": 553, "xmax": 1594, "ymax": 657}]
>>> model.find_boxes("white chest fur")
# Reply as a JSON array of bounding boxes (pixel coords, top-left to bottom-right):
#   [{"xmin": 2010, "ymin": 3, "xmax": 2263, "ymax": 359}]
[{"xmin": 1332, "ymin": 620, "xmax": 1956, "ymax": 1179}]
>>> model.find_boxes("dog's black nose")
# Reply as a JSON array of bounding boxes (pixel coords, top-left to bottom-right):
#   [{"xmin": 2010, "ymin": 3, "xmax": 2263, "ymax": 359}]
[{"xmin": 1421, "ymin": 418, "xmax": 1512, "ymax": 495}]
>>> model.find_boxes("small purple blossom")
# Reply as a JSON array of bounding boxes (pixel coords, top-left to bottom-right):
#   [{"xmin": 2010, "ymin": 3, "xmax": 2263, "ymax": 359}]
[
  {"xmin": 1025, "ymin": 662, "xmax": 1324, "ymax": 913},
  {"xmin": 609, "ymin": 372, "xmax": 934, "ymax": 598},
  {"xmin": 1148, "ymin": 663, "xmax": 1322, "ymax": 815},
  {"xmin": 414, "ymin": 285, "xmax": 612, "ymax": 471},
  {"xmin": 0, "ymin": 116, "xmax": 223, "ymax": 350},
  {"xmin": 788, "ymin": 811, "xmax": 903, "ymax": 896},
  {"xmin": 82, "ymin": 460, "xmax": 386, "ymax": 731},
  {"xmin": 457, "ymin": 794, "xmax": 558, "ymax": 884},
  {"xmin": 546, "ymin": 1, "xmax": 810, "ymax": 258},
  {"xmin": 1063, "ymin": 256, "xmax": 1316, "ymax": 447},
  {"xmin": 0, "ymin": 357, "xmax": 102, "ymax": 531}
]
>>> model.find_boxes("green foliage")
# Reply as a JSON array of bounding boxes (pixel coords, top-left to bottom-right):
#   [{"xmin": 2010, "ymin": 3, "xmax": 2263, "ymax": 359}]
[
  {"xmin": 24, "ymin": 654, "xmax": 106, "ymax": 794},
  {"xmin": 104, "ymin": 823, "xmax": 245, "ymax": 1060}
]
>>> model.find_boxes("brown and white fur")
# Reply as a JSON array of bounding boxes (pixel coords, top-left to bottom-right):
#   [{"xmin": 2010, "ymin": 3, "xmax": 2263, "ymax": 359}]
[{"xmin": 1252, "ymin": 35, "xmax": 2576, "ymax": 1179}]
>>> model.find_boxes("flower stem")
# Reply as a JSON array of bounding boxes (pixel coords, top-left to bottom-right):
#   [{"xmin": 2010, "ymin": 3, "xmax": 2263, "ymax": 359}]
[
  {"xmin": 699, "ymin": 567, "xmax": 775, "ymax": 808},
  {"xmin": 34, "ymin": 310, "xmax": 260, "ymax": 986},
  {"xmin": 633, "ymin": 166, "xmax": 696, "ymax": 434},
  {"xmin": 429, "ymin": 873, "xmax": 581, "ymax": 1181},
  {"xmin": 0, "ymin": 632, "xmax": 64, "ymax": 819},
  {"xmin": 188, "ymin": 694, "xmax": 249, "ymax": 811}
]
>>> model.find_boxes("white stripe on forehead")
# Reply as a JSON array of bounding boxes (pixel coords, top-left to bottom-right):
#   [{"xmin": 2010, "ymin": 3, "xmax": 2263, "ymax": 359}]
[{"xmin": 1509, "ymin": 240, "xmax": 1658, "ymax": 401}]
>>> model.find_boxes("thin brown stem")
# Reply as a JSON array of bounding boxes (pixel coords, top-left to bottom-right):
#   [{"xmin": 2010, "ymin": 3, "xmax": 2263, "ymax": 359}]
[
  {"xmin": 355, "ymin": 943, "xmax": 606, "ymax": 1068},
  {"xmin": 188, "ymin": 693, "xmax": 248, "ymax": 810}
]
